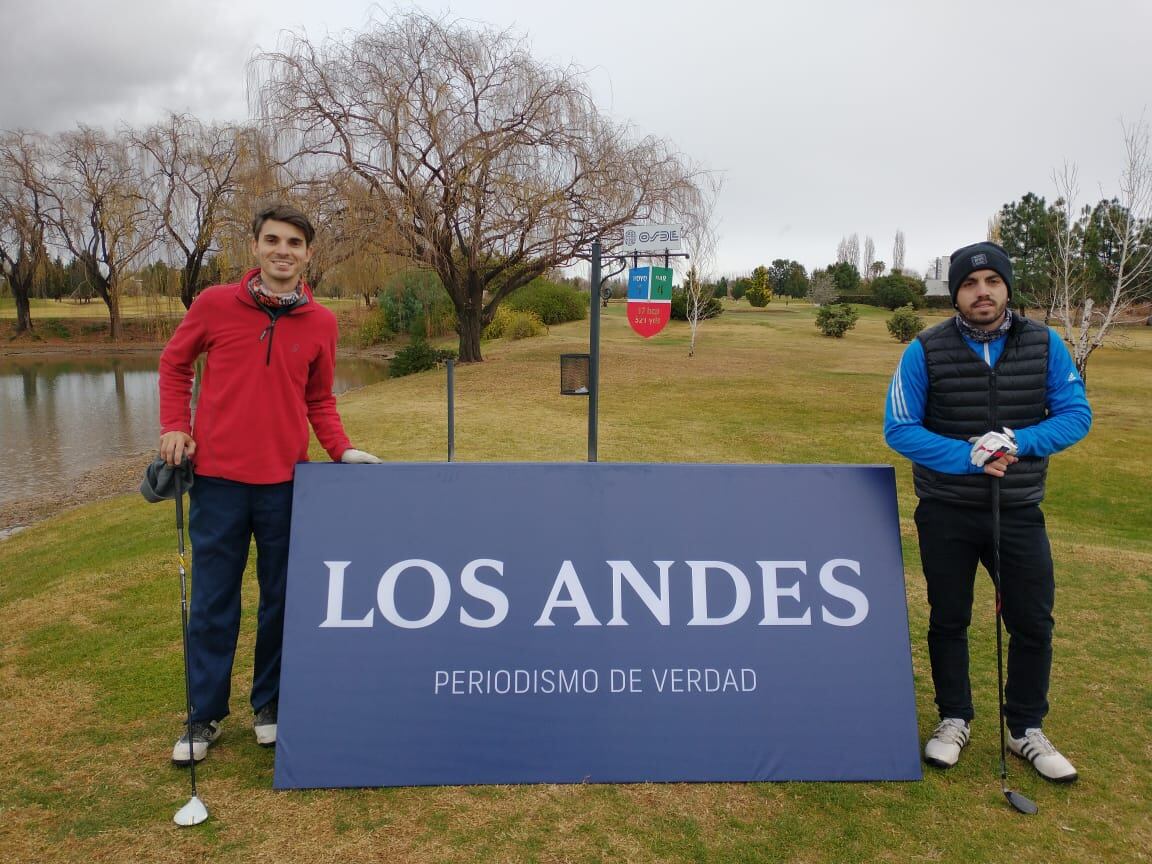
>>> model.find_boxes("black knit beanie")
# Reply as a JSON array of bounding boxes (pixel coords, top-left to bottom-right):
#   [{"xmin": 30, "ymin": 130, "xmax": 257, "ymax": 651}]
[{"xmin": 947, "ymin": 242, "xmax": 1013, "ymax": 306}]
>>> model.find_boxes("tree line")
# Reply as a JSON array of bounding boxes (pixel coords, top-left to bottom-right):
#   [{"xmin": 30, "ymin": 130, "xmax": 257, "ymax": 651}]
[
  {"xmin": 0, "ymin": 10, "xmax": 707, "ymax": 361},
  {"xmin": 716, "ymin": 227, "xmax": 924, "ymax": 311}
]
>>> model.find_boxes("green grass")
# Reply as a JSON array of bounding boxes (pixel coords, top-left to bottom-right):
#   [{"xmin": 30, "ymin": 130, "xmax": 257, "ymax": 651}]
[{"xmin": 1, "ymin": 301, "xmax": 1149, "ymax": 863}]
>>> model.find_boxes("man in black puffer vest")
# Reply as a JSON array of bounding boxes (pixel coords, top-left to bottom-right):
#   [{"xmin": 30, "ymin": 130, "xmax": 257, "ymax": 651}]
[{"xmin": 884, "ymin": 241, "xmax": 1091, "ymax": 782}]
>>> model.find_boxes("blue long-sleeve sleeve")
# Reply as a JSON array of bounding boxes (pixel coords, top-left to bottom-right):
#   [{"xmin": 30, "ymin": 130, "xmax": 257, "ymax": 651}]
[
  {"xmin": 884, "ymin": 339, "xmax": 975, "ymax": 474},
  {"xmin": 884, "ymin": 326, "xmax": 1091, "ymax": 475},
  {"xmin": 1014, "ymin": 330, "xmax": 1092, "ymax": 457}
]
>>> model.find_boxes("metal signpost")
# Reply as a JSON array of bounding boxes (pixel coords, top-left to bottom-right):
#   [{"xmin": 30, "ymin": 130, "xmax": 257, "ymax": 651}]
[{"xmin": 578, "ymin": 227, "xmax": 689, "ymax": 461}]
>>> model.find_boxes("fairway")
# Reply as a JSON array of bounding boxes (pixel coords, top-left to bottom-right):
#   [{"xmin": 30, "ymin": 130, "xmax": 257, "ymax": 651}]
[{"xmin": 1, "ymin": 301, "xmax": 1148, "ymax": 863}]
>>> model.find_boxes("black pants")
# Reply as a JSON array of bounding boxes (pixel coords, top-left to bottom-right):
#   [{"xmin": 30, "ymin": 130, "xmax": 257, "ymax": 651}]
[{"xmin": 914, "ymin": 498, "xmax": 1055, "ymax": 735}]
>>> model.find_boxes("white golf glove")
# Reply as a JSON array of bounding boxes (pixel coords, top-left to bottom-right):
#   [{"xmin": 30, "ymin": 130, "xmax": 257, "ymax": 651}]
[
  {"xmin": 340, "ymin": 448, "xmax": 382, "ymax": 464},
  {"xmin": 969, "ymin": 428, "xmax": 1017, "ymax": 467}
]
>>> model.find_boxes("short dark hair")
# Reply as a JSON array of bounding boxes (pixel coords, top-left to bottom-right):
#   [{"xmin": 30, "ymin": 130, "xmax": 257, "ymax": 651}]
[{"xmin": 251, "ymin": 203, "xmax": 315, "ymax": 246}]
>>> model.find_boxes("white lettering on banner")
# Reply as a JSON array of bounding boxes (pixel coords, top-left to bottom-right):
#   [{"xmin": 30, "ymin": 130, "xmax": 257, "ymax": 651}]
[
  {"xmin": 610, "ymin": 668, "xmax": 645, "ymax": 692},
  {"xmin": 819, "ymin": 559, "xmax": 869, "ymax": 626},
  {"xmin": 607, "ymin": 560, "xmax": 672, "ymax": 626},
  {"xmin": 378, "ymin": 559, "xmax": 452, "ymax": 629},
  {"xmin": 431, "ymin": 667, "xmax": 757, "ymax": 695},
  {"xmin": 651, "ymin": 667, "xmax": 757, "ymax": 693},
  {"xmin": 433, "ymin": 668, "xmax": 599, "ymax": 694},
  {"xmin": 534, "ymin": 560, "xmax": 603, "ymax": 626},
  {"xmin": 319, "ymin": 561, "xmax": 374, "ymax": 628},
  {"xmin": 687, "ymin": 561, "xmax": 752, "ymax": 626},
  {"xmin": 758, "ymin": 561, "xmax": 811, "ymax": 625},
  {"xmin": 316, "ymin": 558, "xmax": 870, "ymax": 629},
  {"xmin": 459, "ymin": 559, "xmax": 508, "ymax": 627}
]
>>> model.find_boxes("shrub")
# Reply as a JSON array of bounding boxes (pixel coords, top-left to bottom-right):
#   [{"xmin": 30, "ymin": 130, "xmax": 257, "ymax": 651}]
[
  {"xmin": 408, "ymin": 302, "xmax": 457, "ymax": 339},
  {"xmin": 378, "ymin": 270, "xmax": 457, "ymax": 338},
  {"xmin": 815, "ymin": 303, "xmax": 859, "ymax": 338},
  {"xmin": 358, "ymin": 307, "xmax": 392, "ymax": 346},
  {"xmin": 670, "ymin": 290, "xmax": 724, "ymax": 321},
  {"xmin": 483, "ymin": 306, "xmax": 546, "ymax": 340},
  {"xmin": 745, "ymin": 285, "xmax": 773, "ymax": 307},
  {"xmin": 836, "ymin": 293, "xmax": 876, "ymax": 306},
  {"xmin": 505, "ymin": 278, "xmax": 587, "ymax": 325},
  {"xmin": 887, "ymin": 305, "xmax": 925, "ymax": 343},
  {"xmin": 482, "ymin": 306, "xmax": 510, "ymax": 340},
  {"xmin": 506, "ymin": 309, "xmax": 546, "ymax": 340},
  {"xmin": 40, "ymin": 319, "xmax": 72, "ymax": 340},
  {"xmin": 922, "ymin": 294, "xmax": 954, "ymax": 310},
  {"xmin": 730, "ymin": 280, "xmax": 747, "ymax": 301},
  {"xmin": 871, "ymin": 273, "xmax": 927, "ymax": 310},
  {"xmin": 389, "ymin": 339, "xmax": 457, "ymax": 378}
]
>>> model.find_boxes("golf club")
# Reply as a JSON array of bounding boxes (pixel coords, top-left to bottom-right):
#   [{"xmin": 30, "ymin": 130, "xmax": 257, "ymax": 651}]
[
  {"xmin": 172, "ymin": 469, "xmax": 209, "ymax": 827},
  {"xmin": 991, "ymin": 475, "xmax": 1038, "ymax": 815}
]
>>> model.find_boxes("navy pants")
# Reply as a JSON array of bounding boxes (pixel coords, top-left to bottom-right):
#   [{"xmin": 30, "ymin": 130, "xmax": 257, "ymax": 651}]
[
  {"xmin": 187, "ymin": 476, "xmax": 294, "ymax": 723},
  {"xmin": 914, "ymin": 498, "xmax": 1055, "ymax": 735}
]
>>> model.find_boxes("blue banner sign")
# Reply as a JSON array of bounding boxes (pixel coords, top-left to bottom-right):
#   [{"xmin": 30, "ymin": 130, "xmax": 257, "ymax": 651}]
[
  {"xmin": 274, "ymin": 463, "xmax": 921, "ymax": 788},
  {"xmin": 627, "ymin": 266, "xmax": 652, "ymax": 300}
]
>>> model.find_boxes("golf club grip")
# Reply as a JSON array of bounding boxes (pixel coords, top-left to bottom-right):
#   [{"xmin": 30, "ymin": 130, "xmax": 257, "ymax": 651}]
[{"xmin": 174, "ymin": 471, "xmax": 186, "ymax": 555}]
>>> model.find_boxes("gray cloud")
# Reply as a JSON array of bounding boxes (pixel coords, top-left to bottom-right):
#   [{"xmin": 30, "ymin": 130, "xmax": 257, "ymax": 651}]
[
  {"xmin": 0, "ymin": 0, "xmax": 259, "ymax": 131},
  {"xmin": 3, "ymin": 0, "xmax": 1150, "ymax": 275}
]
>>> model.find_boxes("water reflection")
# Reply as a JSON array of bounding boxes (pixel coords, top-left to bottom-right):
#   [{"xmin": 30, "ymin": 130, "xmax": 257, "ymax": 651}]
[{"xmin": 0, "ymin": 353, "xmax": 388, "ymax": 506}]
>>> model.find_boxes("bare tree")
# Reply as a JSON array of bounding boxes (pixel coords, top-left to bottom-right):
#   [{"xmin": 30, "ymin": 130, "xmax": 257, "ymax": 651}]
[
  {"xmin": 42, "ymin": 126, "xmax": 158, "ymax": 339},
  {"xmin": 846, "ymin": 233, "xmax": 860, "ymax": 273},
  {"xmin": 249, "ymin": 11, "xmax": 701, "ymax": 361},
  {"xmin": 985, "ymin": 215, "xmax": 1002, "ymax": 244},
  {"xmin": 808, "ymin": 270, "xmax": 838, "ymax": 306},
  {"xmin": 863, "ymin": 235, "xmax": 875, "ymax": 279},
  {"xmin": 0, "ymin": 132, "xmax": 51, "ymax": 334},
  {"xmin": 892, "ymin": 229, "xmax": 906, "ymax": 272},
  {"xmin": 681, "ymin": 173, "xmax": 722, "ymax": 357},
  {"xmin": 133, "ymin": 114, "xmax": 251, "ymax": 308},
  {"xmin": 1050, "ymin": 117, "xmax": 1152, "ymax": 384},
  {"xmin": 209, "ymin": 127, "xmax": 290, "ymax": 283}
]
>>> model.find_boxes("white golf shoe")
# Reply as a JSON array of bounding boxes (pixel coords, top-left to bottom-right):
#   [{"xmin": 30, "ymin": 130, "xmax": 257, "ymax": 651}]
[
  {"xmin": 1008, "ymin": 728, "xmax": 1078, "ymax": 783},
  {"xmin": 924, "ymin": 718, "xmax": 970, "ymax": 768}
]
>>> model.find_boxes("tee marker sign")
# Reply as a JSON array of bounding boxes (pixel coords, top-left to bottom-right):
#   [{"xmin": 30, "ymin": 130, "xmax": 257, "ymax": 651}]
[{"xmin": 627, "ymin": 266, "xmax": 673, "ymax": 338}]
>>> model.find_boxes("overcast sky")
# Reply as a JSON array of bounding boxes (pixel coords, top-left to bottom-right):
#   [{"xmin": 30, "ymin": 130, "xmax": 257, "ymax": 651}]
[{"xmin": 2, "ymin": 0, "xmax": 1149, "ymax": 277}]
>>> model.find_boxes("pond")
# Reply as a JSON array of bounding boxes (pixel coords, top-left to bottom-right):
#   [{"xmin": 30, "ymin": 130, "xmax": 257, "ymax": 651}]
[{"xmin": 0, "ymin": 353, "xmax": 389, "ymax": 506}]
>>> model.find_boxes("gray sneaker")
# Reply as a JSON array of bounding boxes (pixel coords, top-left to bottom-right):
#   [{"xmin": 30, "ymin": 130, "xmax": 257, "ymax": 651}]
[
  {"xmin": 254, "ymin": 701, "xmax": 278, "ymax": 747},
  {"xmin": 172, "ymin": 720, "xmax": 221, "ymax": 765},
  {"xmin": 924, "ymin": 718, "xmax": 970, "ymax": 768}
]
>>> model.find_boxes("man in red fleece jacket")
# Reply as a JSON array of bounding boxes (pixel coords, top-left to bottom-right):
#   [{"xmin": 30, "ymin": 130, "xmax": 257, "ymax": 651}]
[{"xmin": 158, "ymin": 203, "xmax": 380, "ymax": 764}]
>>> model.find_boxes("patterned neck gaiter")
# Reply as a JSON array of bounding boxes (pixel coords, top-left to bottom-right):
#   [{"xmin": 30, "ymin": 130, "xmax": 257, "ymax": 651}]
[
  {"xmin": 248, "ymin": 273, "xmax": 303, "ymax": 309},
  {"xmin": 956, "ymin": 307, "xmax": 1013, "ymax": 344}
]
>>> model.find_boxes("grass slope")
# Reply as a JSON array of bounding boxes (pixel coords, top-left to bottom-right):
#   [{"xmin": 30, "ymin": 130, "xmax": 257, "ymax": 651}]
[{"xmin": 1, "ymin": 302, "xmax": 1149, "ymax": 863}]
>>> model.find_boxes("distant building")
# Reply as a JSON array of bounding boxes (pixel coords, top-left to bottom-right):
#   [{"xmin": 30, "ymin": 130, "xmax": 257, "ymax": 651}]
[{"xmin": 925, "ymin": 256, "xmax": 951, "ymax": 297}]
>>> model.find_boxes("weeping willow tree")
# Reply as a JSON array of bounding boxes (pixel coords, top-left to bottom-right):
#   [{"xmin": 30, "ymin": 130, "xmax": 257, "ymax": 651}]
[{"xmin": 249, "ymin": 10, "xmax": 703, "ymax": 361}]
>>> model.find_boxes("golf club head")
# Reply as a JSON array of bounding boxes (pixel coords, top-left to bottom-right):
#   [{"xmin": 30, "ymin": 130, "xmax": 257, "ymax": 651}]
[
  {"xmin": 1004, "ymin": 789, "xmax": 1038, "ymax": 815},
  {"xmin": 174, "ymin": 794, "xmax": 209, "ymax": 826}
]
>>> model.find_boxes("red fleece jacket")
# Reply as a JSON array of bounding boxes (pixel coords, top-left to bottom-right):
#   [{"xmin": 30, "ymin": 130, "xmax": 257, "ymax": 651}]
[{"xmin": 159, "ymin": 269, "xmax": 352, "ymax": 484}]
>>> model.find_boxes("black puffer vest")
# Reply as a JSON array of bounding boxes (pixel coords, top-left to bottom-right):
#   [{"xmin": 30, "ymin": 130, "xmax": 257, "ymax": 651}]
[{"xmin": 913, "ymin": 315, "xmax": 1050, "ymax": 508}]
